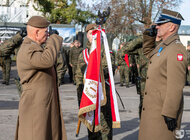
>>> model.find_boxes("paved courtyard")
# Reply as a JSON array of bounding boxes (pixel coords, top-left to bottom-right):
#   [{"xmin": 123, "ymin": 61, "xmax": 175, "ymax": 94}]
[{"xmin": 0, "ymin": 65, "xmax": 190, "ymax": 140}]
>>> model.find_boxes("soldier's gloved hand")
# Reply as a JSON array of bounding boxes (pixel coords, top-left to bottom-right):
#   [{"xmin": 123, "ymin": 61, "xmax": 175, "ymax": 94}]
[
  {"xmin": 163, "ymin": 116, "xmax": 177, "ymax": 131},
  {"xmin": 144, "ymin": 25, "xmax": 157, "ymax": 37},
  {"xmin": 19, "ymin": 27, "xmax": 27, "ymax": 37},
  {"xmin": 49, "ymin": 29, "xmax": 59, "ymax": 35}
]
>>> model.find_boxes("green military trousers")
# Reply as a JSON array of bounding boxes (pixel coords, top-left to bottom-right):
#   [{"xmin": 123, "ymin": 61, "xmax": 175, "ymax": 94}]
[
  {"xmin": 119, "ymin": 64, "xmax": 130, "ymax": 86},
  {"xmin": 1, "ymin": 56, "xmax": 11, "ymax": 85}
]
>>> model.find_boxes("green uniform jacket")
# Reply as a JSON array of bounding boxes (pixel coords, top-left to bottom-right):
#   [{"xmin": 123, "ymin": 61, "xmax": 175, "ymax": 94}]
[
  {"xmin": 139, "ymin": 33, "xmax": 187, "ymax": 140},
  {"xmin": 76, "ymin": 42, "xmax": 115, "ymax": 86},
  {"xmin": 0, "ymin": 33, "xmax": 22, "ymax": 57},
  {"xmin": 69, "ymin": 46, "xmax": 83, "ymax": 66},
  {"xmin": 121, "ymin": 36, "xmax": 149, "ymax": 94}
]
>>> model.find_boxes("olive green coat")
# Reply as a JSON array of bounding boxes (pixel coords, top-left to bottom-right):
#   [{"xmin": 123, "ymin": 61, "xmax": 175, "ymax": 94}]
[
  {"xmin": 16, "ymin": 35, "xmax": 67, "ymax": 140},
  {"xmin": 139, "ymin": 33, "xmax": 187, "ymax": 140}
]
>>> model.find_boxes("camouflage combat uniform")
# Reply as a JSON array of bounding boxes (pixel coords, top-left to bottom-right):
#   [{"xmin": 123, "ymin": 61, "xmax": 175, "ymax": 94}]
[
  {"xmin": 65, "ymin": 48, "xmax": 73, "ymax": 82},
  {"xmin": 121, "ymin": 36, "xmax": 149, "ymax": 118},
  {"xmin": 116, "ymin": 48, "xmax": 130, "ymax": 87},
  {"xmin": 75, "ymin": 41, "xmax": 115, "ymax": 140},
  {"xmin": 69, "ymin": 45, "xmax": 83, "ymax": 84},
  {"xmin": 0, "ymin": 33, "xmax": 23, "ymax": 85},
  {"xmin": 55, "ymin": 46, "xmax": 67, "ymax": 85}
]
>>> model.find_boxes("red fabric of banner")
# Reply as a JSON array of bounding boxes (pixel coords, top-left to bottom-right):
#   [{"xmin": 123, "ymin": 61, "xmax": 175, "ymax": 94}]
[{"xmin": 124, "ymin": 54, "xmax": 130, "ymax": 67}]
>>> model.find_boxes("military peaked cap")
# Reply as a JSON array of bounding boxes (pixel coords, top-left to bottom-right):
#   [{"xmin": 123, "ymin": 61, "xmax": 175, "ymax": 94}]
[
  {"xmin": 155, "ymin": 9, "xmax": 184, "ymax": 25},
  {"xmin": 27, "ymin": 16, "xmax": 50, "ymax": 28},
  {"xmin": 85, "ymin": 23, "xmax": 97, "ymax": 32}
]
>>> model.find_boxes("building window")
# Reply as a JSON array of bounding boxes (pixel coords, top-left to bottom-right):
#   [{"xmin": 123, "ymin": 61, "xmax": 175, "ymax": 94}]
[{"xmin": 188, "ymin": 41, "xmax": 190, "ymax": 46}]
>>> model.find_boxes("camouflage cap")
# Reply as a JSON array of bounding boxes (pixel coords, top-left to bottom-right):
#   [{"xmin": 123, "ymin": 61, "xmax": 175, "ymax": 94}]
[
  {"xmin": 155, "ymin": 9, "xmax": 184, "ymax": 25},
  {"xmin": 26, "ymin": 16, "xmax": 50, "ymax": 28},
  {"xmin": 85, "ymin": 23, "xmax": 97, "ymax": 32}
]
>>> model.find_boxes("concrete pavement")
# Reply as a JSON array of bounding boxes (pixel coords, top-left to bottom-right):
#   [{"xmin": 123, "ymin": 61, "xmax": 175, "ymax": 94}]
[{"xmin": 0, "ymin": 66, "xmax": 190, "ymax": 140}]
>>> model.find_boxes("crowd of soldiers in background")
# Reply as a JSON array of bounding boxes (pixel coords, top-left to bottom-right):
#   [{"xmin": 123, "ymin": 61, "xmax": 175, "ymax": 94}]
[{"xmin": 0, "ymin": 29, "xmax": 190, "ymax": 100}]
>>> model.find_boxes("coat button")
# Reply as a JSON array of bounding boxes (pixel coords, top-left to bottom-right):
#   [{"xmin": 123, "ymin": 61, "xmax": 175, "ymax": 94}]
[
  {"xmin": 146, "ymin": 76, "xmax": 149, "ymax": 79},
  {"xmin": 149, "ymin": 61, "xmax": 152, "ymax": 64},
  {"xmin": 143, "ymin": 107, "xmax": 145, "ymax": 111},
  {"xmin": 145, "ymin": 92, "xmax": 147, "ymax": 95}
]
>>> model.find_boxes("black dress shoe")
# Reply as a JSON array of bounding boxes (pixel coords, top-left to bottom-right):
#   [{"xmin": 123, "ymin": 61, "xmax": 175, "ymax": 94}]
[
  {"xmin": 120, "ymin": 83, "xmax": 123, "ymax": 87},
  {"xmin": 2, "ymin": 81, "xmax": 6, "ymax": 84}
]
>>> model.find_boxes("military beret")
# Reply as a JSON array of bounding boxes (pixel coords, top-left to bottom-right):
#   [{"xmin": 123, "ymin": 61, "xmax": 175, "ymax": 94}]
[
  {"xmin": 155, "ymin": 9, "xmax": 184, "ymax": 25},
  {"xmin": 85, "ymin": 23, "xmax": 97, "ymax": 32},
  {"xmin": 26, "ymin": 16, "xmax": 50, "ymax": 28}
]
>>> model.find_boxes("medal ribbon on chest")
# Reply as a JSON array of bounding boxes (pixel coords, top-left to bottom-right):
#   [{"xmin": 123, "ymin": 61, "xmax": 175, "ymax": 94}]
[{"xmin": 157, "ymin": 47, "xmax": 163, "ymax": 56}]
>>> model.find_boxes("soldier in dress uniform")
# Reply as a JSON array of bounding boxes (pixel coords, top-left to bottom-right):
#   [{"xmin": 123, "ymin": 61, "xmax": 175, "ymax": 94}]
[
  {"xmin": 139, "ymin": 9, "xmax": 187, "ymax": 140},
  {"xmin": 15, "ymin": 16, "xmax": 67, "ymax": 140}
]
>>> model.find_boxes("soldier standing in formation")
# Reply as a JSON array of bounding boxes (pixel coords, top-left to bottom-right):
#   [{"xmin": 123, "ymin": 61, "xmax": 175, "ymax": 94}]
[
  {"xmin": 139, "ymin": 9, "xmax": 187, "ymax": 140},
  {"xmin": 116, "ymin": 42, "xmax": 131, "ymax": 88},
  {"xmin": 0, "ymin": 32, "xmax": 24, "ymax": 85},
  {"xmin": 76, "ymin": 23, "xmax": 115, "ymax": 140},
  {"xmin": 120, "ymin": 36, "xmax": 149, "ymax": 118},
  {"xmin": 69, "ymin": 40, "xmax": 83, "ymax": 85}
]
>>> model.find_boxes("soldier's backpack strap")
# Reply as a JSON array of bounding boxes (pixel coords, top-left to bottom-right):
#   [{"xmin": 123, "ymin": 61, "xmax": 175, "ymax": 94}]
[{"xmin": 82, "ymin": 48, "xmax": 89, "ymax": 65}]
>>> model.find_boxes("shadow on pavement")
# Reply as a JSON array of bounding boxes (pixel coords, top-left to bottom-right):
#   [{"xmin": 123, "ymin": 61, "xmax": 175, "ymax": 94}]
[
  {"xmin": 63, "ymin": 112, "xmax": 78, "ymax": 124},
  {"xmin": 0, "ymin": 100, "xmax": 18, "ymax": 110},
  {"xmin": 78, "ymin": 118, "xmax": 139, "ymax": 140},
  {"xmin": 78, "ymin": 136, "xmax": 88, "ymax": 140},
  {"xmin": 114, "ymin": 118, "xmax": 139, "ymax": 136},
  {"xmin": 184, "ymin": 91, "xmax": 190, "ymax": 96}
]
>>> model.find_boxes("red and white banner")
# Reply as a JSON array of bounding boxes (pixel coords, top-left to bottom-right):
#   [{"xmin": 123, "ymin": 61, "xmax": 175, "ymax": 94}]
[
  {"xmin": 101, "ymin": 30, "xmax": 120, "ymax": 128},
  {"xmin": 78, "ymin": 28, "xmax": 120, "ymax": 132}
]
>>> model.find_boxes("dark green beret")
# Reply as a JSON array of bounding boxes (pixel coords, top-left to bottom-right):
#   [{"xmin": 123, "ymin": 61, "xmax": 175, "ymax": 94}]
[
  {"xmin": 27, "ymin": 16, "xmax": 50, "ymax": 28},
  {"xmin": 85, "ymin": 23, "xmax": 97, "ymax": 32}
]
